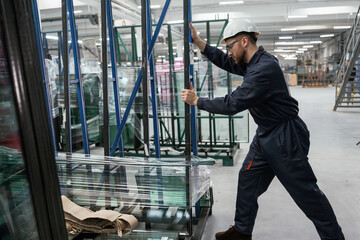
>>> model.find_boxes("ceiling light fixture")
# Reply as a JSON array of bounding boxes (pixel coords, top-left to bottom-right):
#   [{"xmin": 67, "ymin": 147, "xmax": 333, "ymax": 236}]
[
  {"xmin": 320, "ymin": 34, "xmax": 334, "ymax": 38},
  {"xmin": 274, "ymin": 49, "xmax": 295, "ymax": 52},
  {"xmin": 219, "ymin": 1, "xmax": 244, "ymax": 5},
  {"xmin": 73, "ymin": 10, "xmax": 82, "ymax": 14},
  {"xmin": 298, "ymin": 48, "xmax": 307, "ymax": 51},
  {"xmin": 279, "ymin": 36, "xmax": 293, "ymax": 40},
  {"xmin": 310, "ymin": 41, "xmax": 322, "ymax": 44},
  {"xmin": 288, "ymin": 15, "xmax": 308, "ymax": 18},
  {"xmin": 167, "ymin": 20, "xmax": 184, "ymax": 24},
  {"xmin": 302, "ymin": 6, "xmax": 356, "ymax": 16},
  {"xmin": 275, "ymin": 41, "xmax": 308, "ymax": 45},
  {"xmin": 303, "ymin": 45, "xmax": 314, "ymax": 48},
  {"xmin": 333, "ymin": 26, "xmax": 351, "ymax": 29},
  {"xmin": 138, "ymin": 5, "xmax": 161, "ymax": 9},
  {"xmin": 281, "ymin": 28, "xmax": 297, "ymax": 31}
]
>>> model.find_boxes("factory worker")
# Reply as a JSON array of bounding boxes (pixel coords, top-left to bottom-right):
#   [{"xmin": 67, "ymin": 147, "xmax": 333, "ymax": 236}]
[{"xmin": 181, "ymin": 19, "xmax": 345, "ymax": 240}]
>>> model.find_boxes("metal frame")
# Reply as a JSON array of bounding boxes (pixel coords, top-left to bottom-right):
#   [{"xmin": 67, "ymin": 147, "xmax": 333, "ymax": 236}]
[
  {"xmin": 109, "ymin": 0, "xmax": 171, "ymax": 156},
  {"xmin": 334, "ymin": 5, "xmax": 360, "ymax": 110},
  {"xmin": 112, "ymin": 19, "xmax": 246, "ymax": 166},
  {"xmin": 0, "ymin": 0, "xmax": 67, "ymax": 238},
  {"xmin": 31, "ymin": 0, "xmax": 58, "ymax": 154},
  {"xmin": 62, "ymin": 0, "xmax": 90, "ymax": 154}
]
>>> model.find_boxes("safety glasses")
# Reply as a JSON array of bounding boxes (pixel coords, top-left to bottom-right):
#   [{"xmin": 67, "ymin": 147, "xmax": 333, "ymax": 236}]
[{"xmin": 225, "ymin": 37, "xmax": 246, "ymax": 52}]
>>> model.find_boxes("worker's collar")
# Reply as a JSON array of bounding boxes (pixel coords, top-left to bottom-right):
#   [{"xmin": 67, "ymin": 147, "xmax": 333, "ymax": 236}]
[{"xmin": 247, "ymin": 46, "xmax": 265, "ymax": 67}]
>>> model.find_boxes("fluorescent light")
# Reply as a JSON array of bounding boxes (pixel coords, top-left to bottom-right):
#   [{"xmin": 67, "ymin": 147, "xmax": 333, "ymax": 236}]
[
  {"xmin": 275, "ymin": 41, "xmax": 308, "ymax": 45},
  {"xmin": 281, "ymin": 28, "xmax": 296, "ymax": 31},
  {"xmin": 46, "ymin": 35, "xmax": 58, "ymax": 40},
  {"xmin": 279, "ymin": 36, "xmax": 293, "ymax": 40},
  {"xmin": 95, "ymin": 43, "xmax": 101, "ymax": 46},
  {"xmin": 320, "ymin": 34, "xmax": 334, "ymax": 38},
  {"xmin": 167, "ymin": 20, "xmax": 184, "ymax": 24},
  {"xmin": 303, "ymin": 45, "xmax": 314, "ymax": 48},
  {"xmin": 302, "ymin": 6, "xmax": 356, "ymax": 16},
  {"xmin": 274, "ymin": 49, "xmax": 295, "ymax": 52},
  {"xmin": 310, "ymin": 41, "xmax": 322, "ymax": 44},
  {"xmin": 333, "ymin": 26, "xmax": 351, "ymax": 29},
  {"xmin": 296, "ymin": 50, "xmax": 304, "ymax": 53},
  {"xmin": 73, "ymin": 10, "xmax": 82, "ymax": 14},
  {"xmin": 219, "ymin": 1, "xmax": 244, "ymax": 5},
  {"xmin": 138, "ymin": 5, "xmax": 161, "ymax": 9},
  {"xmin": 288, "ymin": 15, "xmax": 308, "ymax": 18},
  {"xmin": 285, "ymin": 57, "xmax": 298, "ymax": 60},
  {"xmin": 296, "ymin": 25, "xmax": 329, "ymax": 31},
  {"xmin": 210, "ymin": 44, "xmax": 217, "ymax": 47},
  {"xmin": 298, "ymin": 48, "xmax": 307, "ymax": 51},
  {"xmin": 277, "ymin": 46, "xmax": 298, "ymax": 49}
]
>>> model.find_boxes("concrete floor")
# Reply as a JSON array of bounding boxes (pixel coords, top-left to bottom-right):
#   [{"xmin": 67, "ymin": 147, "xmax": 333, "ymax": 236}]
[{"xmin": 201, "ymin": 86, "xmax": 360, "ymax": 240}]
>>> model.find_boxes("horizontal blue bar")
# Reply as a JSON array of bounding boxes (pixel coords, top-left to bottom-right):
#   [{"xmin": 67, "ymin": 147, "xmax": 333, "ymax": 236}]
[{"xmin": 69, "ymin": 79, "xmax": 79, "ymax": 84}]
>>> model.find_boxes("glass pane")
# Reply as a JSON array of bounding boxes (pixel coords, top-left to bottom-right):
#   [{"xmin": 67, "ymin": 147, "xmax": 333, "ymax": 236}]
[{"xmin": 0, "ymin": 24, "xmax": 39, "ymax": 239}]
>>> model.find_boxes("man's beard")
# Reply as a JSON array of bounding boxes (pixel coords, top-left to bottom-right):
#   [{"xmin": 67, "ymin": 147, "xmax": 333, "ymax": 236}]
[{"xmin": 235, "ymin": 53, "xmax": 245, "ymax": 65}]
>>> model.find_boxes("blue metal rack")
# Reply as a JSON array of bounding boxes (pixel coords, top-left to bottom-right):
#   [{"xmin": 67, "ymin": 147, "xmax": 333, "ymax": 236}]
[
  {"xmin": 62, "ymin": 0, "xmax": 94, "ymax": 203},
  {"xmin": 188, "ymin": 0, "xmax": 198, "ymax": 157},
  {"xmin": 105, "ymin": 0, "xmax": 125, "ymax": 157},
  {"xmin": 31, "ymin": 0, "xmax": 57, "ymax": 155},
  {"xmin": 64, "ymin": 0, "xmax": 90, "ymax": 155},
  {"xmin": 110, "ymin": 0, "xmax": 172, "ymax": 157},
  {"xmin": 147, "ymin": 0, "xmax": 161, "ymax": 159}
]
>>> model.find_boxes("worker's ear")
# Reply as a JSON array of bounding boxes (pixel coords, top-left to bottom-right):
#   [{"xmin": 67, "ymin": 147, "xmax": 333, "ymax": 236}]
[{"xmin": 243, "ymin": 37, "xmax": 249, "ymax": 47}]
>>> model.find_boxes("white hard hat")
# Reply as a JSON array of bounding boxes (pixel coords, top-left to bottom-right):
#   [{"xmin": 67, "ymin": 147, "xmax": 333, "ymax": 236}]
[{"xmin": 221, "ymin": 19, "xmax": 260, "ymax": 44}]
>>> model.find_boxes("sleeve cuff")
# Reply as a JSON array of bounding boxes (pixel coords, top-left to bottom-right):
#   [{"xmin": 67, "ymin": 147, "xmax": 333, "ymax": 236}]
[
  {"xmin": 197, "ymin": 97, "xmax": 204, "ymax": 110},
  {"xmin": 201, "ymin": 43, "xmax": 211, "ymax": 56}
]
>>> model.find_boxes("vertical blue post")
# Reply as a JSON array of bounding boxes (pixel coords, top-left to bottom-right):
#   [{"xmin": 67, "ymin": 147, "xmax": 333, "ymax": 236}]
[
  {"xmin": 31, "ymin": 0, "xmax": 57, "ymax": 155},
  {"xmin": 188, "ymin": 0, "xmax": 200, "ymax": 219},
  {"xmin": 67, "ymin": 0, "xmax": 94, "ymax": 206},
  {"xmin": 67, "ymin": 0, "xmax": 90, "ymax": 155},
  {"xmin": 188, "ymin": 0, "xmax": 197, "ymax": 157},
  {"xmin": 106, "ymin": 0, "xmax": 124, "ymax": 157},
  {"xmin": 106, "ymin": 0, "xmax": 127, "ymax": 193},
  {"xmin": 146, "ymin": 0, "xmax": 161, "ymax": 158},
  {"xmin": 146, "ymin": 0, "xmax": 163, "ymax": 205}
]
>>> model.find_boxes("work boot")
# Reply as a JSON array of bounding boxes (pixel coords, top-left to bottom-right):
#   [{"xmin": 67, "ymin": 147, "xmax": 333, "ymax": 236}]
[{"xmin": 215, "ymin": 226, "xmax": 252, "ymax": 240}]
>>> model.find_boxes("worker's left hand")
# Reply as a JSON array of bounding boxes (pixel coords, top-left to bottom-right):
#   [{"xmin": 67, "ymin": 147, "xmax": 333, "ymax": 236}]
[{"xmin": 181, "ymin": 82, "xmax": 199, "ymax": 106}]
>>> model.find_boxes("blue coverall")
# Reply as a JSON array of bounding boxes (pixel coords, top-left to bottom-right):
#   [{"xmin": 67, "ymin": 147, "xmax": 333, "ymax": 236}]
[{"xmin": 197, "ymin": 45, "xmax": 344, "ymax": 240}]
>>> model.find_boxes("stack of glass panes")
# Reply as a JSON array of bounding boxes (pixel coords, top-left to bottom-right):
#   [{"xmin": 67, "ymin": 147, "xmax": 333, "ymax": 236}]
[
  {"xmin": 56, "ymin": 153, "xmax": 214, "ymax": 236},
  {"xmin": 58, "ymin": 73, "xmax": 101, "ymax": 148}
]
